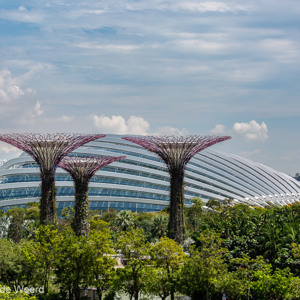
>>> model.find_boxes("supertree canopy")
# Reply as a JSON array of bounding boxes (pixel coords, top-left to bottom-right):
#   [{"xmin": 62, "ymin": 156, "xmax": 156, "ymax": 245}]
[
  {"xmin": 123, "ymin": 135, "xmax": 231, "ymax": 243},
  {"xmin": 58, "ymin": 155, "xmax": 125, "ymax": 236},
  {"xmin": 0, "ymin": 133, "xmax": 105, "ymax": 224}
]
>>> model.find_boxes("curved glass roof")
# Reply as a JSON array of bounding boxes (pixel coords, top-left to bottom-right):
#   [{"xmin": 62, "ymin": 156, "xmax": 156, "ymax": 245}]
[{"xmin": 0, "ymin": 134, "xmax": 299, "ymax": 211}]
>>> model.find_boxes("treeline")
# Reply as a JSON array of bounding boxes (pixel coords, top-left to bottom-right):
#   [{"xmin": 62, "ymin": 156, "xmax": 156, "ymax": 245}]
[{"xmin": 1, "ymin": 200, "xmax": 300, "ymax": 299}]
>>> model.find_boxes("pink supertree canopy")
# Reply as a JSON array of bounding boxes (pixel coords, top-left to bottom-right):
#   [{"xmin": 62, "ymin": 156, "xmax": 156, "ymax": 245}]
[
  {"xmin": 58, "ymin": 155, "xmax": 126, "ymax": 183},
  {"xmin": 0, "ymin": 133, "xmax": 106, "ymax": 223},
  {"xmin": 123, "ymin": 135, "xmax": 231, "ymax": 243},
  {"xmin": 0, "ymin": 133, "xmax": 106, "ymax": 176},
  {"xmin": 123, "ymin": 135, "xmax": 232, "ymax": 171},
  {"xmin": 58, "ymin": 155, "xmax": 125, "ymax": 237}
]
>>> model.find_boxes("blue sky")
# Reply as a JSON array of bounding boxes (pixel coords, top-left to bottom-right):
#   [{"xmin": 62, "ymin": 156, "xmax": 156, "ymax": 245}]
[{"xmin": 0, "ymin": 0, "xmax": 300, "ymax": 176}]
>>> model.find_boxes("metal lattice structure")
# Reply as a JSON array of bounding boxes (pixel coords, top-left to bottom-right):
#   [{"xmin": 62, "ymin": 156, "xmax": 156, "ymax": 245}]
[
  {"xmin": 0, "ymin": 133, "xmax": 105, "ymax": 224},
  {"xmin": 123, "ymin": 135, "xmax": 231, "ymax": 243},
  {"xmin": 58, "ymin": 155, "xmax": 125, "ymax": 236}
]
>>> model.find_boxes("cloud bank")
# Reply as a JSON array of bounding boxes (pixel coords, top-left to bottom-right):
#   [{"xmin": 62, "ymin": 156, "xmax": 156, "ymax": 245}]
[
  {"xmin": 92, "ymin": 115, "xmax": 188, "ymax": 136},
  {"xmin": 233, "ymin": 120, "xmax": 268, "ymax": 141},
  {"xmin": 0, "ymin": 68, "xmax": 44, "ymax": 128},
  {"xmin": 210, "ymin": 124, "xmax": 227, "ymax": 135},
  {"xmin": 211, "ymin": 120, "xmax": 269, "ymax": 141},
  {"xmin": 92, "ymin": 115, "xmax": 150, "ymax": 135}
]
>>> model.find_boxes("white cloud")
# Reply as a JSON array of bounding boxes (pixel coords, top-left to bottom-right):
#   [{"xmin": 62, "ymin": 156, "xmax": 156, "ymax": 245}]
[
  {"xmin": 92, "ymin": 115, "xmax": 150, "ymax": 135},
  {"xmin": 0, "ymin": 68, "xmax": 46, "ymax": 127},
  {"xmin": 233, "ymin": 120, "xmax": 268, "ymax": 141},
  {"xmin": 210, "ymin": 124, "xmax": 227, "ymax": 135},
  {"xmin": 16, "ymin": 62, "xmax": 52, "ymax": 83},
  {"xmin": 173, "ymin": 2, "xmax": 231, "ymax": 12},
  {"xmin": 0, "ymin": 70, "xmax": 21, "ymax": 103},
  {"xmin": 155, "ymin": 126, "xmax": 189, "ymax": 136},
  {"xmin": 259, "ymin": 38, "xmax": 299, "ymax": 63},
  {"xmin": 18, "ymin": 6, "xmax": 27, "ymax": 12},
  {"xmin": 68, "ymin": 9, "xmax": 105, "ymax": 18},
  {"xmin": 126, "ymin": 116, "xmax": 150, "ymax": 135},
  {"xmin": 0, "ymin": 143, "xmax": 22, "ymax": 163},
  {"xmin": 75, "ymin": 43, "xmax": 139, "ymax": 52},
  {"xmin": 19, "ymin": 101, "xmax": 44, "ymax": 125},
  {"xmin": 125, "ymin": 1, "xmax": 252, "ymax": 13},
  {"xmin": 211, "ymin": 121, "xmax": 268, "ymax": 141},
  {"xmin": 174, "ymin": 39, "xmax": 228, "ymax": 53},
  {"xmin": 0, "ymin": 143, "xmax": 22, "ymax": 155},
  {"xmin": 33, "ymin": 102, "xmax": 43, "ymax": 116},
  {"xmin": 92, "ymin": 115, "xmax": 188, "ymax": 136},
  {"xmin": 0, "ymin": 8, "xmax": 44, "ymax": 24}
]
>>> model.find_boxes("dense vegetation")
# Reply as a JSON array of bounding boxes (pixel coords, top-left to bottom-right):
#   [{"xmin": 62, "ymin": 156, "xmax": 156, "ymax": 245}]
[{"xmin": 1, "ymin": 199, "xmax": 300, "ymax": 299}]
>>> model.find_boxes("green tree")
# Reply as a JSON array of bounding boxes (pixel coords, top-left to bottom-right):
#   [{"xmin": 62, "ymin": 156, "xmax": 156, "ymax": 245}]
[
  {"xmin": 0, "ymin": 239, "xmax": 23, "ymax": 286},
  {"xmin": 7, "ymin": 207, "xmax": 26, "ymax": 243},
  {"xmin": 61, "ymin": 206, "xmax": 75, "ymax": 221},
  {"xmin": 150, "ymin": 213, "xmax": 168, "ymax": 241},
  {"xmin": 24, "ymin": 202, "xmax": 40, "ymax": 223},
  {"xmin": 113, "ymin": 210, "xmax": 136, "ymax": 232},
  {"xmin": 179, "ymin": 230, "xmax": 228, "ymax": 300},
  {"xmin": 88, "ymin": 221, "xmax": 116, "ymax": 300},
  {"xmin": 22, "ymin": 226, "xmax": 58, "ymax": 294},
  {"xmin": 144, "ymin": 268, "xmax": 172, "ymax": 300},
  {"xmin": 186, "ymin": 197, "xmax": 203, "ymax": 232},
  {"xmin": 206, "ymin": 198, "xmax": 221, "ymax": 210},
  {"xmin": 101, "ymin": 208, "xmax": 118, "ymax": 224},
  {"xmin": 115, "ymin": 229, "xmax": 149, "ymax": 300},
  {"xmin": 219, "ymin": 255, "xmax": 268, "ymax": 300},
  {"xmin": 285, "ymin": 276, "xmax": 300, "ymax": 299},
  {"xmin": 135, "ymin": 212, "xmax": 156, "ymax": 239},
  {"xmin": 54, "ymin": 228, "xmax": 93, "ymax": 300},
  {"xmin": 251, "ymin": 267, "xmax": 294, "ymax": 300},
  {"xmin": 150, "ymin": 237, "xmax": 186, "ymax": 300},
  {"xmin": 258, "ymin": 214, "xmax": 284, "ymax": 264},
  {"xmin": 291, "ymin": 242, "xmax": 300, "ymax": 258}
]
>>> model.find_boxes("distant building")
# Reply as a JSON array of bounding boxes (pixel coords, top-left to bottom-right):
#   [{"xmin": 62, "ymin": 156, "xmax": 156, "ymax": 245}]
[{"xmin": 0, "ymin": 134, "xmax": 299, "ymax": 211}]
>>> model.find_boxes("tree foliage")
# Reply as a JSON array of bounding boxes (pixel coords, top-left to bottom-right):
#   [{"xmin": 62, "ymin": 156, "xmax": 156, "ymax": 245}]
[
  {"xmin": 150, "ymin": 237, "xmax": 186, "ymax": 300},
  {"xmin": 1, "ymin": 201, "xmax": 300, "ymax": 299},
  {"xmin": 179, "ymin": 231, "xmax": 228, "ymax": 300},
  {"xmin": 115, "ymin": 229, "xmax": 150, "ymax": 300}
]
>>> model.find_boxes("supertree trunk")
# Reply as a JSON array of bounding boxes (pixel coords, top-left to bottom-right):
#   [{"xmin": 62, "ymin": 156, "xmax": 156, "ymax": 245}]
[
  {"xmin": 168, "ymin": 168, "xmax": 185, "ymax": 243},
  {"xmin": 58, "ymin": 155, "xmax": 125, "ymax": 237},
  {"xmin": 73, "ymin": 180, "xmax": 89, "ymax": 237},
  {"xmin": 0, "ymin": 133, "xmax": 106, "ymax": 225},
  {"xmin": 40, "ymin": 171, "xmax": 56, "ymax": 224},
  {"xmin": 123, "ymin": 135, "xmax": 231, "ymax": 244}
]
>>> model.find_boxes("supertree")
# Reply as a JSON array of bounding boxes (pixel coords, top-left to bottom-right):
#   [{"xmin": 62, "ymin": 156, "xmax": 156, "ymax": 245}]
[
  {"xmin": 123, "ymin": 135, "xmax": 231, "ymax": 243},
  {"xmin": 0, "ymin": 133, "xmax": 105, "ymax": 224},
  {"xmin": 58, "ymin": 155, "xmax": 125, "ymax": 236}
]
